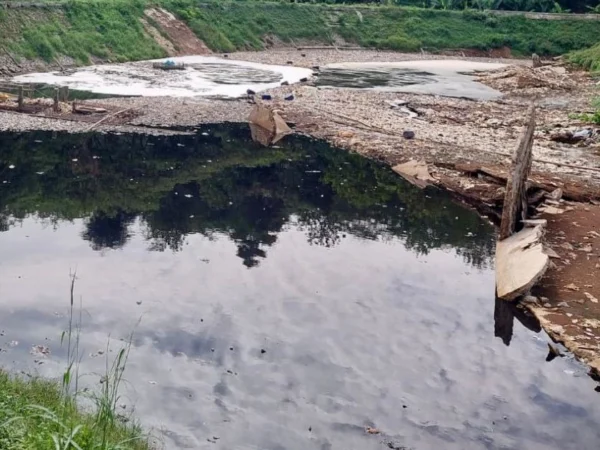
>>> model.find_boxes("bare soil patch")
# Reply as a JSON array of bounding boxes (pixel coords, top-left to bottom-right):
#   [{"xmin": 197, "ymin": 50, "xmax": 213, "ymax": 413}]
[{"xmin": 144, "ymin": 8, "xmax": 211, "ymax": 56}]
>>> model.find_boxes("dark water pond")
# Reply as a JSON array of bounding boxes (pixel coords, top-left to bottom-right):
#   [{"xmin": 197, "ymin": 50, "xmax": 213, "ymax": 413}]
[
  {"xmin": 314, "ymin": 62, "xmax": 503, "ymax": 100},
  {"xmin": 1, "ymin": 125, "xmax": 599, "ymax": 450},
  {"xmin": 315, "ymin": 67, "xmax": 436, "ymax": 89}
]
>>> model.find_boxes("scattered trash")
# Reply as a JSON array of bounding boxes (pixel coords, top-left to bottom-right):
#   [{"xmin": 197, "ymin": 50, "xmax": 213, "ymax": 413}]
[
  {"xmin": 543, "ymin": 247, "xmax": 561, "ymax": 259},
  {"xmin": 521, "ymin": 295, "xmax": 540, "ymax": 306},
  {"xmin": 281, "ymin": 81, "xmax": 289, "ymax": 86},
  {"xmin": 545, "ymin": 188, "xmax": 563, "ymax": 201},
  {"xmin": 392, "ymin": 160, "xmax": 433, "ymax": 189},
  {"xmin": 402, "ymin": 130, "xmax": 415, "ymax": 139},
  {"xmin": 284, "ymin": 94, "xmax": 294, "ymax": 101},
  {"xmin": 30, "ymin": 345, "xmax": 50, "ymax": 357},
  {"xmin": 537, "ymin": 205, "xmax": 564, "ymax": 215},
  {"xmin": 300, "ymin": 77, "xmax": 308, "ymax": 82},
  {"xmin": 365, "ymin": 426, "xmax": 380, "ymax": 435},
  {"xmin": 261, "ymin": 94, "xmax": 272, "ymax": 101},
  {"xmin": 565, "ymin": 283, "xmax": 580, "ymax": 291},
  {"xmin": 249, "ymin": 104, "xmax": 292, "ymax": 146}
]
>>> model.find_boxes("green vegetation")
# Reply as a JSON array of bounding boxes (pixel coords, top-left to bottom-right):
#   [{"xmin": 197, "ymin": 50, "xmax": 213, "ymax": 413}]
[
  {"xmin": 568, "ymin": 42, "xmax": 600, "ymax": 71},
  {"xmin": 0, "ymin": 373, "xmax": 148, "ymax": 450},
  {"xmin": 330, "ymin": 6, "xmax": 600, "ymax": 54},
  {"xmin": 165, "ymin": 1, "xmax": 600, "ymax": 55},
  {"xmin": 0, "ymin": 279, "xmax": 148, "ymax": 450},
  {"xmin": 2, "ymin": 1, "xmax": 600, "ymax": 63},
  {"xmin": 2, "ymin": 0, "xmax": 165, "ymax": 64}
]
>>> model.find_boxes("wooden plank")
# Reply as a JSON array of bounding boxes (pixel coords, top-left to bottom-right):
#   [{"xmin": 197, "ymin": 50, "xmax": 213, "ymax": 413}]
[
  {"xmin": 496, "ymin": 224, "xmax": 549, "ymax": 300},
  {"xmin": 499, "ymin": 103, "xmax": 536, "ymax": 240}
]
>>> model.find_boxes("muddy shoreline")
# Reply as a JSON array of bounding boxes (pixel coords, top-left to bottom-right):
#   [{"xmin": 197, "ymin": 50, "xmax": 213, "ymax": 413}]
[{"xmin": 2, "ymin": 49, "xmax": 600, "ymax": 377}]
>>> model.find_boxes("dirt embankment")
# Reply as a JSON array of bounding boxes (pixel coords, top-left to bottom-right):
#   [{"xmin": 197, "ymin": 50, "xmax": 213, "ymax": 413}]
[{"xmin": 142, "ymin": 8, "xmax": 211, "ymax": 56}]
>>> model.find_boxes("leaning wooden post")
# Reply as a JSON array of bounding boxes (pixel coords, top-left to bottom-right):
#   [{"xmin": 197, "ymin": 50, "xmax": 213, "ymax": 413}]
[
  {"xmin": 17, "ymin": 86, "xmax": 24, "ymax": 110},
  {"xmin": 53, "ymin": 88, "xmax": 59, "ymax": 112},
  {"xmin": 60, "ymin": 86, "xmax": 69, "ymax": 102},
  {"xmin": 499, "ymin": 103, "xmax": 536, "ymax": 240},
  {"xmin": 496, "ymin": 102, "xmax": 549, "ymax": 301}
]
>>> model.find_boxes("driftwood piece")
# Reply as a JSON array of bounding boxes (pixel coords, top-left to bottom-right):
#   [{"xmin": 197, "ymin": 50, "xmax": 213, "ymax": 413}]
[
  {"xmin": 496, "ymin": 225, "xmax": 549, "ymax": 301},
  {"xmin": 85, "ymin": 107, "xmax": 133, "ymax": 132},
  {"xmin": 499, "ymin": 104, "xmax": 536, "ymax": 240},
  {"xmin": 392, "ymin": 160, "xmax": 434, "ymax": 189}
]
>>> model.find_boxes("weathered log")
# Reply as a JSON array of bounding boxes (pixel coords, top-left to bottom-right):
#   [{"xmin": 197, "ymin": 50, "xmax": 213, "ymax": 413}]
[{"xmin": 499, "ymin": 104, "xmax": 536, "ymax": 240}]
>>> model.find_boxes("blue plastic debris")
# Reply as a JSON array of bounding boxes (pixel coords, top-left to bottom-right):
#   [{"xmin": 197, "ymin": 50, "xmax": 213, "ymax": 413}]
[
  {"xmin": 284, "ymin": 94, "xmax": 294, "ymax": 101},
  {"xmin": 261, "ymin": 94, "xmax": 272, "ymax": 101}
]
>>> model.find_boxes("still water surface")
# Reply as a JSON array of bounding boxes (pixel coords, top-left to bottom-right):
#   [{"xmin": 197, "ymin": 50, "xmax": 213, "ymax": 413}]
[
  {"xmin": 0, "ymin": 126, "xmax": 599, "ymax": 449},
  {"xmin": 316, "ymin": 60, "xmax": 504, "ymax": 100}
]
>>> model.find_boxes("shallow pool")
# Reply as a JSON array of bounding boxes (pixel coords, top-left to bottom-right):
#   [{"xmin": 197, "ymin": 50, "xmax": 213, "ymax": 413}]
[
  {"xmin": 316, "ymin": 60, "xmax": 505, "ymax": 100},
  {"xmin": 0, "ymin": 126, "xmax": 599, "ymax": 450}
]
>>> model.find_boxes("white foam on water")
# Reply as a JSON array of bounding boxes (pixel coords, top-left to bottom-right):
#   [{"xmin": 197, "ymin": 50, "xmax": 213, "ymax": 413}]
[{"xmin": 13, "ymin": 56, "xmax": 313, "ymax": 98}]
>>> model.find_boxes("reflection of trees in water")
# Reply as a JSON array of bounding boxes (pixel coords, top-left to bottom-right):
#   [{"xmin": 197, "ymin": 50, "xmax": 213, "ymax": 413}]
[
  {"xmin": 82, "ymin": 210, "xmax": 136, "ymax": 251},
  {"xmin": 0, "ymin": 126, "xmax": 495, "ymax": 269}
]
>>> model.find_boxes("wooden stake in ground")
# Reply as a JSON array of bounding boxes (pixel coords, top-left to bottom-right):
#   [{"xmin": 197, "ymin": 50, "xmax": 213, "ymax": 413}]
[
  {"xmin": 496, "ymin": 103, "xmax": 549, "ymax": 301},
  {"xmin": 499, "ymin": 103, "xmax": 536, "ymax": 240},
  {"xmin": 53, "ymin": 88, "xmax": 59, "ymax": 113},
  {"xmin": 17, "ymin": 86, "xmax": 23, "ymax": 111}
]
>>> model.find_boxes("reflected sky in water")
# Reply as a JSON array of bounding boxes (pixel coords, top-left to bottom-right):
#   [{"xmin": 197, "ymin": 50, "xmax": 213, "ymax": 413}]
[{"xmin": 0, "ymin": 126, "xmax": 599, "ymax": 450}]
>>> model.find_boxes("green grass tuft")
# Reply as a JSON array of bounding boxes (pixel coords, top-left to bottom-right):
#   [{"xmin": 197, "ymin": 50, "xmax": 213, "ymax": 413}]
[
  {"xmin": 568, "ymin": 42, "xmax": 600, "ymax": 72},
  {"xmin": 0, "ymin": 373, "xmax": 149, "ymax": 450},
  {"xmin": 0, "ymin": 276, "xmax": 149, "ymax": 450}
]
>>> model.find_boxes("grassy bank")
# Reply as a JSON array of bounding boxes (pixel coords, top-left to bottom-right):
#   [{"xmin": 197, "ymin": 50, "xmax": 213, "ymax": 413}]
[
  {"xmin": 0, "ymin": 0, "xmax": 165, "ymax": 64},
  {"xmin": 166, "ymin": 1, "xmax": 600, "ymax": 56},
  {"xmin": 0, "ymin": 372, "xmax": 149, "ymax": 450},
  {"xmin": 569, "ymin": 43, "xmax": 600, "ymax": 72},
  {"xmin": 2, "ymin": 1, "xmax": 600, "ymax": 65}
]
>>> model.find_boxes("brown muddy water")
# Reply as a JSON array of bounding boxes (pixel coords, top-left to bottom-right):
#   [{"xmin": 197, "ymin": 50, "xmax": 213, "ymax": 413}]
[{"xmin": 0, "ymin": 125, "xmax": 599, "ymax": 450}]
